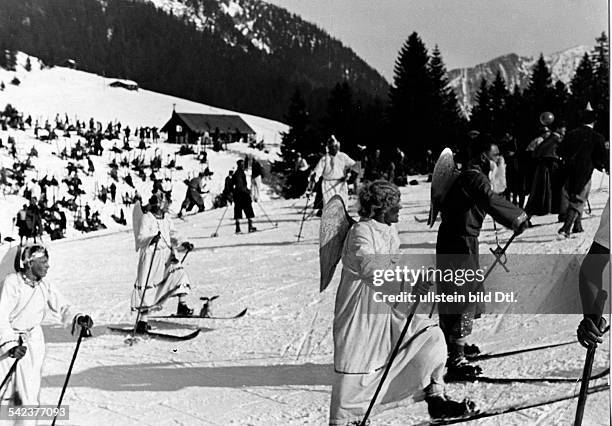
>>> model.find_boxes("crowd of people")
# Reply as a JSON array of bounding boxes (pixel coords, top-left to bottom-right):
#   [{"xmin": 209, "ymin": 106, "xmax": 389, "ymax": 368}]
[{"xmin": 0, "ymin": 106, "xmax": 220, "ymax": 244}]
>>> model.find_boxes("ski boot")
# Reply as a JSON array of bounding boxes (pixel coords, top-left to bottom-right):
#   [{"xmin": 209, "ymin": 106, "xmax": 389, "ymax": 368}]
[
  {"xmin": 235, "ymin": 221, "xmax": 242, "ymax": 234},
  {"xmin": 445, "ymin": 343, "xmax": 482, "ymax": 381},
  {"xmin": 572, "ymin": 216, "xmax": 584, "ymax": 233},
  {"xmin": 463, "ymin": 343, "xmax": 481, "ymax": 359},
  {"xmin": 426, "ymin": 394, "xmax": 477, "ymax": 419},
  {"xmin": 135, "ymin": 320, "xmax": 150, "ymax": 334},
  {"xmin": 177, "ymin": 302, "xmax": 194, "ymax": 316},
  {"xmin": 248, "ymin": 219, "xmax": 257, "ymax": 233}
]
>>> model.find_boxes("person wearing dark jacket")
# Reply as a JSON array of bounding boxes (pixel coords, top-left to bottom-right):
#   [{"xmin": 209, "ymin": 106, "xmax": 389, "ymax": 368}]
[
  {"xmin": 557, "ymin": 109, "xmax": 608, "ymax": 237},
  {"xmin": 436, "ymin": 135, "xmax": 528, "ymax": 379},
  {"xmin": 525, "ymin": 123, "xmax": 565, "ymax": 216},
  {"xmin": 177, "ymin": 172, "xmax": 206, "ymax": 218},
  {"xmin": 231, "ymin": 160, "xmax": 256, "ymax": 233}
]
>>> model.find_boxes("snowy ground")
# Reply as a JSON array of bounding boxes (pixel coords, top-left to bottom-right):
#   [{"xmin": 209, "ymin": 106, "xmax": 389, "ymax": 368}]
[
  {"xmin": 2, "ymin": 170, "xmax": 603, "ymax": 426},
  {"xmin": 0, "ymin": 52, "xmax": 286, "ymax": 146}
]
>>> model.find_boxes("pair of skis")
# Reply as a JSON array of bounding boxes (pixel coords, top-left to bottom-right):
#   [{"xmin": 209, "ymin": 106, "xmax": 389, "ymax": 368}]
[{"xmin": 108, "ymin": 306, "xmax": 248, "ymax": 341}]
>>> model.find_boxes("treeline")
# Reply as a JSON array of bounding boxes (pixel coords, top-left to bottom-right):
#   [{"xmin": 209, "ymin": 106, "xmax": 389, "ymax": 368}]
[
  {"xmin": 0, "ymin": 0, "xmax": 388, "ymax": 122},
  {"xmin": 281, "ymin": 32, "xmax": 609, "ymax": 172}
]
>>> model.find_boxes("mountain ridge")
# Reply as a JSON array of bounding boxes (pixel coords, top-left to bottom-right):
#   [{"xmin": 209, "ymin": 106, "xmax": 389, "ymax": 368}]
[{"xmin": 448, "ymin": 45, "xmax": 590, "ymax": 113}]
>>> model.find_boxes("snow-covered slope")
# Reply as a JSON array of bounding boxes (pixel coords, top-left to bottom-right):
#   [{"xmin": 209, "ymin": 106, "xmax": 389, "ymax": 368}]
[
  {"xmin": 0, "ymin": 52, "xmax": 287, "ymax": 145},
  {"xmin": 448, "ymin": 45, "xmax": 590, "ymax": 114},
  {"xmin": 0, "ymin": 52, "xmax": 288, "ymax": 242}
]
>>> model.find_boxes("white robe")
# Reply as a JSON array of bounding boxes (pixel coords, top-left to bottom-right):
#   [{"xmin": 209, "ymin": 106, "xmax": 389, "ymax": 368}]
[
  {"xmin": 130, "ymin": 212, "xmax": 191, "ymax": 311},
  {"xmin": 330, "ymin": 219, "xmax": 446, "ymax": 425},
  {"xmin": 0, "ymin": 273, "xmax": 81, "ymax": 423},
  {"xmin": 314, "ymin": 152, "xmax": 357, "ymax": 206}
]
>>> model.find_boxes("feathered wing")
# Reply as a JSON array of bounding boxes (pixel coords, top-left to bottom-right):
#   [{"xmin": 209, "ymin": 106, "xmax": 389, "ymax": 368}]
[
  {"xmin": 319, "ymin": 195, "xmax": 356, "ymax": 292},
  {"xmin": 0, "ymin": 246, "xmax": 19, "ymax": 282},
  {"xmin": 428, "ymin": 147, "xmax": 460, "ymax": 227},
  {"xmin": 132, "ymin": 201, "xmax": 144, "ymax": 252}
]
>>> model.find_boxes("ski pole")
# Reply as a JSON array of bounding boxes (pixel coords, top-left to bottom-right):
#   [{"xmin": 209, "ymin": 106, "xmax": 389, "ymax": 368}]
[
  {"xmin": 0, "ymin": 359, "xmax": 18, "ymax": 402},
  {"xmin": 361, "ymin": 294, "xmax": 422, "ymax": 426},
  {"xmin": 574, "ymin": 290, "xmax": 608, "ymax": 426},
  {"xmin": 51, "ymin": 326, "xmax": 89, "ymax": 426},
  {"xmin": 180, "ymin": 247, "xmax": 192, "ymax": 264},
  {"xmin": 428, "ymin": 232, "xmax": 518, "ymax": 319},
  {"xmin": 256, "ymin": 201, "xmax": 278, "ymax": 227},
  {"xmin": 211, "ymin": 204, "xmax": 229, "ymax": 238},
  {"xmin": 296, "ymin": 190, "xmax": 312, "ymax": 242},
  {"xmin": 130, "ymin": 232, "xmax": 161, "ymax": 343}
]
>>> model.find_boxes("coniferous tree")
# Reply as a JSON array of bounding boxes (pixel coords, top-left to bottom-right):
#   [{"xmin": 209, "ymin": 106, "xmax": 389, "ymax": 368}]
[
  {"xmin": 389, "ymin": 32, "xmax": 431, "ymax": 160},
  {"xmin": 324, "ymin": 81, "xmax": 357, "ymax": 156},
  {"xmin": 281, "ymin": 88, "xmax": 313, "ymax": 161},
  {"xmin": 591, "ymin": 32, "xmax": 609, "ymax": 138},
  {"xmin": 550, "ymin": 81, "xmax": 570, "ymax": 125},
  {"xmin": 25, "ymin": 56, "xmax": 32, "ymax": 72},
  {"xmin": 524, "ymin": 54, "xmax": 554, "ymax": 135},
  {"xmin": 428, "ymin": 45, "xmax": 464, "ymax": 153},
  {"xmin": 470, "ymin": 78, "xmax": 492, "ymax": 133},
  {"xmin": 569, "ymin": 52, "xmax": 595, "ymax": 129},
  {"xmin": 489, "ymin": 71, "xmax": 510, "ymax": 138}
]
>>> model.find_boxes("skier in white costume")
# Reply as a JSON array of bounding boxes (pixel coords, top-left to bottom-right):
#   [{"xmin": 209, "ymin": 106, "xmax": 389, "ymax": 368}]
[
  {"xmin": 0, "ymin": 243, "xmax": 93, "ymax": 423},
  {"xmin": 312, "ymin": 136, "xmax": 357, "ymax": 208},
  {"xmin": 131, "ymin": 192, "xmax": 194, "ymax": 333},
  {"xmin": 329, "ymin": 181, "xmax": 476, "ymax": 425}
]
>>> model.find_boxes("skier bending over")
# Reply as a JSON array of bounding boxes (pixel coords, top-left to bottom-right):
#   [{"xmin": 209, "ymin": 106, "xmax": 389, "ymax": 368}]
[
  {"xmin": 0, "ymin": 243, "xmax": 93, "ymax": 412},
  {"xmin": 131, "ymin": 193, "xmax": 195, "ymax": 333},
  {"xmin": 330, "ymin": 180, "xmax": 476, "ymax": 425}
]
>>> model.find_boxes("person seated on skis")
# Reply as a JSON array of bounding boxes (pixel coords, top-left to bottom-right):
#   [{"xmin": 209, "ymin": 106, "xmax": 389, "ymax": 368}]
[
  {"xmin": 330, "ymin": 180, "xmax": 476, "ymax": 425},
  {"xmin": 0, "ymin": 243, "xmax": 93, "ymax": 409},
  {"xmin": 131, "ymin": 192, "xmax": 195, "ymax": 333}
]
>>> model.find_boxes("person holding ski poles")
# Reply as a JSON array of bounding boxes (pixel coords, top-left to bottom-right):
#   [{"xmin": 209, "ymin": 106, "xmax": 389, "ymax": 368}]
[
  {"xmin": 132, "ymin": 192, "xmax": 195, "ymax": 333},
  {"xmin": 436, "ymin": 134, "xmax": 528, "ymax": 379},
  {"xmin": 330, "ymin": 181, "xmax": 476, "ymax": 425},
  {"xmin": 576, "ymin": 197, "xmax": 610, "ymax": 347},
  {"xmin": 0, "ymin": 243, "xmax": 93, "ymax": 414},
  {"xmin": 311, "ymin": 135, "xmax": 357, "ymax": 216}
]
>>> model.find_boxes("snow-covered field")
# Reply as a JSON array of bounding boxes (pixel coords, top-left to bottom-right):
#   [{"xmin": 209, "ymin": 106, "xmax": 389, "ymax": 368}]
[
  {"xmin": 0, "ymin": 52, "xmax": 286, "ymax": 145},
  {"xmin": 0, "ymin": 51, "xmax": 609, "ymax": 426},
  {"xmin": 0, "ymin": 173, "xmax": 604, "ymax": 426},
  {"xmin": 0, "ymin": 52, "xmax": 288, "ymax": 242}
]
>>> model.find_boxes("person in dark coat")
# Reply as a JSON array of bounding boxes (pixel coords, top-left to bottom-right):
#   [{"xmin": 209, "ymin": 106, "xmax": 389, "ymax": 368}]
[
  {"xmin": 177, "ymin": 172, "xmax": 206, "ymax": 218},
  {"xmin": 557, "ymin": 109, "xmax": 608, "ymax": 237},
  {"xmin": 501, "ymin": 133, "xmax": 527, "ymax": 207},
  {"xmin": 525, "ymin": 123, "xmax": 565, "ymax": 216},
  {"xmin": 436, "ymin": 134, "xmax": 528, "ymax": 378},
  {"xmin": 231, "ymin": 160, "xmax": 256, "ymax": 233},
  {"xmin": 363, "ymin": 149, "xmax": 384, "ymax": 182}
]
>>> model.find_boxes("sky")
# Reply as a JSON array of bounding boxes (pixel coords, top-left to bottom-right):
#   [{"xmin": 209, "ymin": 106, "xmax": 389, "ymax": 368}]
[{"xmin": 264, "ymin": 0, "xmax": 608, "ymax": 82}]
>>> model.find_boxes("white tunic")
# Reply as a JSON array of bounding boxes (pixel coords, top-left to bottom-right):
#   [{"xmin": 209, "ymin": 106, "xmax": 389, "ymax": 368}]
[
  {"xmin": 330, "ymin": 219, "xmax": 446, "ymax": 425},
  {"xmin": 0, "ymin": 273, "xmax": 81, "ymax": 417},
  {"xmin": 131, "ymin": 212, "xmax": 191, "ymax": 311},
  {"xmin": 313, "ymin": 152, "xmax": 356, "ymax": 206}
]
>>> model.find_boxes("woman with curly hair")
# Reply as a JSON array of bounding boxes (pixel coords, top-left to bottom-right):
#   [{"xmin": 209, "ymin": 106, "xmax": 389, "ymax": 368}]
[{"xmin": 329, "ymin": 180, "xmax": 475, "ymax": 425}]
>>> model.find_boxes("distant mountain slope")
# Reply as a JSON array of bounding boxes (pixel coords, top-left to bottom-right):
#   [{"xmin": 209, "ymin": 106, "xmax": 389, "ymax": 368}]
[
  {"xmin": 448, "ymin": 45, "xmax": 589, "ymax": 113},
  {"xmin": 0, "ymin": 0, "xmax": 388, "ymax": 121}
]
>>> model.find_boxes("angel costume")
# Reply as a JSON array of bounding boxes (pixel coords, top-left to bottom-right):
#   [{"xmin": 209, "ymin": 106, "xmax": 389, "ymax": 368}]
[
  {"xmin": 130, "ymin": 206, "xmax": 191, "ymax": 311},
  {"xmin": 313, "ymin": 151, "xmax": 357, "ymax": 207},
  {"xmin": 0, "ymin": 271, "xmax": 84, "ymax": 418},
  {"xmin": 330, "ymin": 218, "xmax": 446, "ymax": 425}
]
